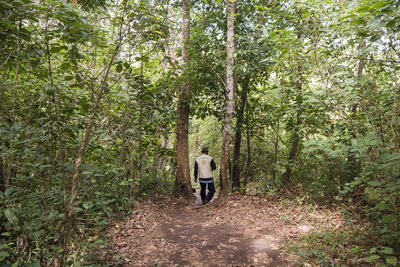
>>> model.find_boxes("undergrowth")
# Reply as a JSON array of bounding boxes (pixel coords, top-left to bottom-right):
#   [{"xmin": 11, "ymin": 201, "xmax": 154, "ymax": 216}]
[
  {"xmin": 0, "ymin": 176, "xmax": 175, "ymax": 266},
  {"xmin": 282, "ymin": 198, "xmax": 399, "ymax": 267}
]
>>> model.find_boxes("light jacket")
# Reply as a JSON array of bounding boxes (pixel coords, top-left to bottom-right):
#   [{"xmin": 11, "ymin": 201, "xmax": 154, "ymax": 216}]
[{"xmin": 194, "ymin": 154, "xmax": 216, "ymax": 180}]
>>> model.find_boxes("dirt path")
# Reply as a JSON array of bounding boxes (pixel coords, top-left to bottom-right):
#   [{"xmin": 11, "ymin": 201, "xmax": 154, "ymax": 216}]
[{"xmin": 110, "ymin": 190, "xmax": 338, "ymax": 266}]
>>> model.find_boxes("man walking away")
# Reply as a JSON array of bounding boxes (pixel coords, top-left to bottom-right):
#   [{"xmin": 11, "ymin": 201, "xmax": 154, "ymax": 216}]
[{"xmin": 194, "ymin": 146, "xmax": 217, "ymax": 204}]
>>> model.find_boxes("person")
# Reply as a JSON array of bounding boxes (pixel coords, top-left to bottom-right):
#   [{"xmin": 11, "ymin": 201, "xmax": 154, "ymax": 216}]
[{"xmin": 194, "ymin": 146, "xmax": 217, "ymax": 204}]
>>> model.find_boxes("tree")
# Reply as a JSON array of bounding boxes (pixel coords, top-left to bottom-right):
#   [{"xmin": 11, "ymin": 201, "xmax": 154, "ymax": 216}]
[
  {"xmin": 174, "ymin": 0, "xmax": 193, "ymax": 199},
  {"xmin": 220, "ymin": 0, "xmax": 236, "ymax": 195},
  {"xmin": 230, "ymin": 1, "xmax": 269, "ymax": 191},
  {"xmin": 281, "ymin": 30, "xmax": 303, "ymax": 185},
  {"xmin": 232, "ymin": 76, "xmax": 249, "ymax": 191}
]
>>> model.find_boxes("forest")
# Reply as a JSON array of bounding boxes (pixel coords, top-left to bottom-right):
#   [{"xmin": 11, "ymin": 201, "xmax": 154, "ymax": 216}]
[{"xmin": 1, "ymin": 0, "xmax": 399, "ymax": 266}]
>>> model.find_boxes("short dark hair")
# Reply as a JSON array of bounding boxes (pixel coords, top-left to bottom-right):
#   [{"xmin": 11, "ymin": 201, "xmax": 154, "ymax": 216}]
[{"xmin": 201, "ymin": 146, "xmax": 209, "ymax": 153}]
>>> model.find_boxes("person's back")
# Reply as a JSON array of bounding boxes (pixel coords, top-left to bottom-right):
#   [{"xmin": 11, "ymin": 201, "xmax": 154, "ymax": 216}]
[
  {"xmin": 194, "ymin": 146, "xmax": 216, "ymax": 204},
  {"xmin": 195, "ymin": 154, "xmax": 214, "ymax": 179}
]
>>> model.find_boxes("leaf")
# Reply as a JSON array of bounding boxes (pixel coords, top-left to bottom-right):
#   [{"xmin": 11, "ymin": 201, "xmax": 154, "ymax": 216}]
[
  {"xmin": 368, "ymin": 16, "xmax": 383, "ymax": 30},
  {"xmin": 370, "ymin": 1, "xmax": 387, "ymax": 9},
  {"xmin": 366, "ymin": 255, "xmax": 380, "ymax": 263},
  {"xmin": 116, "ymin": 63, "xmax": 122, "ymax": 73},
  {"xmin": 376, "ymin": 202, "xmax": 387, "ymax": 211},
  {"xmin": 153, "ymin": 30, "xmax": 163, "ymax": 35},
  {"xmin": 388, "ymin": 153, "xmax": 400, "ymax": 161},
  {"xmin": 386, "ymin": 256, "xmax": 397, "ymax": 266},
  {"xmin": 0, "ymin": 251, "xmax": 10, "ymax": 258},
  {"xmin": 382, "ymin": 214, "xmax": 397, "ymax": 223},
  {"xmin": 4, "ymin": 209, "xmax": 18, "ymax": 225},
  {"xmin": 352, "ymin": 17, "xmax": 366, "ymax": 25},
  {"xmin": 5, "ymin": 187, "xmax": 15, "ymax": 197},
  {"xmin": 83, "ymin": 201, "xmax": 94, "ymax": 209},
  {"xmin": 382, "ymin": 247, "xmax": 393, "ymax": 255},
  {"xmin": 50, "ymin": 46, "xmax": 62, "ymax": 53},
  {"xmin": 96, "ymin": 238, "xmax": 105, "ymax": 244},
  {"xmin": 60, "ymin": 62, "xmax": 70, "ymax": 70},
  {"xmin": 355, "ymin": 5, "xmax": 369, "ymax": 13},
  {"xmin": 73, "ymin": 207, "xmax": 83, "ymax": 213},
  {"xmin": 370, "ymin": 34, "xmax": 381, "ymax": 42},
  {"xmin": 20, "ymin": 32, "xmax": 31, "ymax": 41},
  {"xmin": 367, "ymin": 180, "xmax": 380, "ymax": 186}
]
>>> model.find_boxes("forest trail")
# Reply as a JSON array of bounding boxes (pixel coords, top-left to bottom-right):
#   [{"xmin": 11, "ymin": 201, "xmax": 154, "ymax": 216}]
[{"xmin": 110, "ymin": 191, "xmax": 342, "ymax": 266}]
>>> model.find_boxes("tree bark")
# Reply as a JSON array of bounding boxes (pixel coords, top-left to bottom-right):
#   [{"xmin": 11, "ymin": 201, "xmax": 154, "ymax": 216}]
[
  {"xmin": 281, "ymin": 31, "xmax": 303, "ymax": 185},
  {"xmin": 272, "ymin": 118, "xmax": 280, "ymax": 182},
  {"xmin": 232, "ymin": 76, "xmax": 249, "ymax": 190},
  {"xmin": 220, "ymin": 0, "xmax": 236, "ymax": 195},
  {"xmin": 242, "ymin": 96, "xmax": 251, "ymax": 194},
  {"xmin": 174, "ymin": 0, "xmax": 192, "ymax": 199}
]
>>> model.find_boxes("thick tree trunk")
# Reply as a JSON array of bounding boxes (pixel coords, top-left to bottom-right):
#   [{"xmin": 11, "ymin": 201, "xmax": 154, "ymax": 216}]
[
  {"xmin": 220, "ymin": 0, "xmax": 236, "ymax": 195},
  {"xmin": 174, "ymin": 0, "xmax": 192, "ymax": 199},
  {"xmin": 232, "ymin": 76, "xmax": 249, "ymax": 190}
]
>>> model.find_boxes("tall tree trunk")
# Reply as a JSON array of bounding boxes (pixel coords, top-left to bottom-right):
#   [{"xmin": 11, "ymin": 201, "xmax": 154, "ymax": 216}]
[
  {"xmin": 220, "ymin": 0, "xmax": 236, "ymax": 195},
  {"xmin": 232, "ymin": 76, "xmax": 249, "ymax": 191},
  {"xmin": 242, "ymin": 96, "xmax": 251, "ymax": 194},
  {"xmin": 174, "ymin": 0, "xmax": 192, "ymax": 199},
  {"xmin": 281, "ymin": 32, "xmax": 303, "ymax": 185}
]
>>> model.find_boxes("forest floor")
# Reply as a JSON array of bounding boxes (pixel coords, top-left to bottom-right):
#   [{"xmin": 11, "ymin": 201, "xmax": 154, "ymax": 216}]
[{"xmin": 109, "ymin": 189, "xmax": 346, "ymax": 267}]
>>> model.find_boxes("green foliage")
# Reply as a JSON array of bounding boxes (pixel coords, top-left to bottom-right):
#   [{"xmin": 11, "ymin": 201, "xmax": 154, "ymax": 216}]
[
  {"xmin": 288, "ymin": 222, "xmax": 399, "ymax": 266},
  {"xmin": 0, "ymin": 0, "xmax": 176, "ymax": 264},
  {"xmin": 1, "ymin": 0, "xmax": 400, "ymax": 264},
  {"xmin": 245, "ymin": 173, "xmax": 279, "ymax": 196}
]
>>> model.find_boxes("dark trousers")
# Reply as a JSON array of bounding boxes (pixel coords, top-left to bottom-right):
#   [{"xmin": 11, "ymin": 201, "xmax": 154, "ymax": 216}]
[{"xmin": 200, "ymin": 182, "xmax": 215, "ymax": 202}]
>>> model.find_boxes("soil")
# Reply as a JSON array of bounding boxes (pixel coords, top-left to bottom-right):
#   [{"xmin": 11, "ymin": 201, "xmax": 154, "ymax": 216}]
[{"xmin": 109, "ymin": 189, "xmax": 340, "ymax": 267}]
